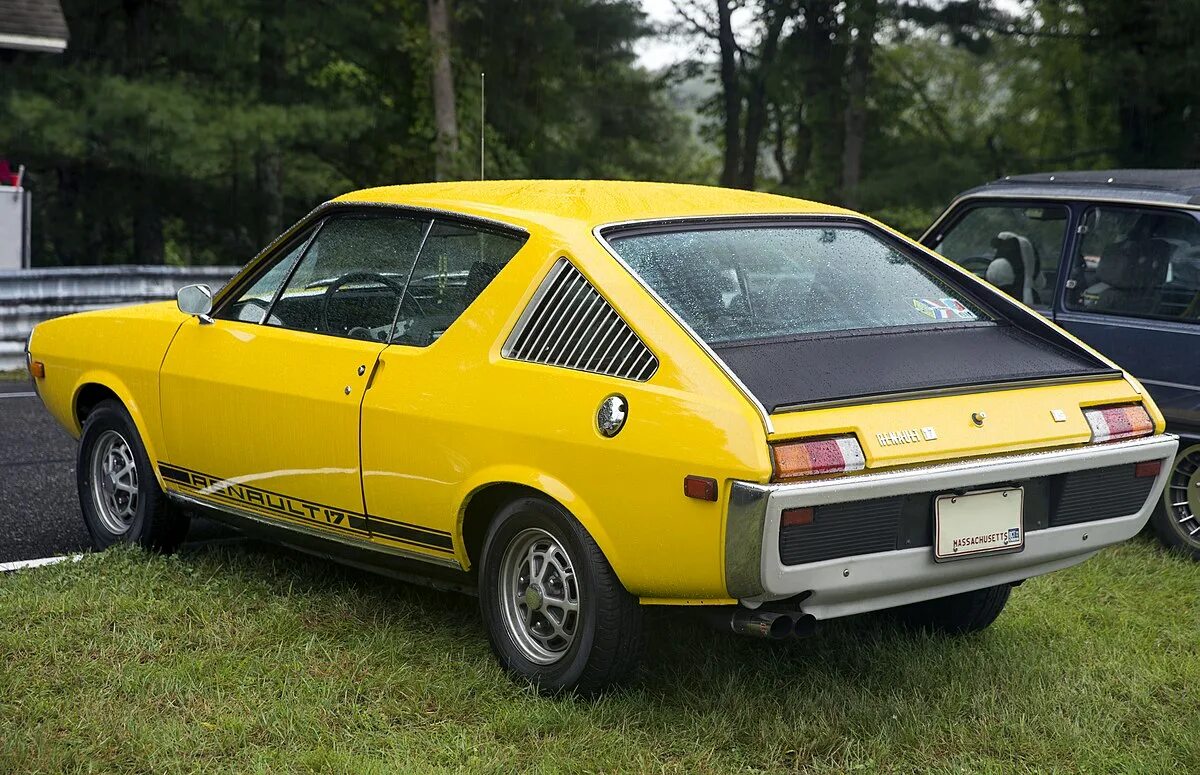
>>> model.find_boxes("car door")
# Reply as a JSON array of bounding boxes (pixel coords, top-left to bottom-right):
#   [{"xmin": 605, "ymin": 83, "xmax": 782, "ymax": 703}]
[
  {"xmin": 359, "ymin": 219, "xmax": 528, "ymax": 561},
  {"xmin": 1054, "ymin": 204, "xmax": 1200, "ymax": 434},
  {"xmin": 923, "ymin": 199, "xmax": 1072, "ymax": 317},
  {"xmin": 159, "ymin": 211, "xmax": 431, "ymax": 539}
]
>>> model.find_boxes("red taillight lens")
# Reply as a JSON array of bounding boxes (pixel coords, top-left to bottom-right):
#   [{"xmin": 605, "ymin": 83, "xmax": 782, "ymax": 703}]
[
  {"xmin": 1083, "ymin": 404, "xmax": 1154, "ymax": 443},
  {"xmin": 771, "ymin": 435, "xmax": 865, "ymax": 480}
]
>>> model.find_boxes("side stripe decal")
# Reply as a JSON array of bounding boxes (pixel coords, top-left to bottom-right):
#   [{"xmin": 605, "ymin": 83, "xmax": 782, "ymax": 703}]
[{"xmin": 158, "ymin": 463, "xmax": 455, "ymax": 553}]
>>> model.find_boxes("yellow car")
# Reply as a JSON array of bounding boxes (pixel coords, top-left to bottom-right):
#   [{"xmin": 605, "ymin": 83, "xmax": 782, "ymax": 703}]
[{"xmin": 27, "ymin": 181, "xmax": 1177, "ymax": 692}]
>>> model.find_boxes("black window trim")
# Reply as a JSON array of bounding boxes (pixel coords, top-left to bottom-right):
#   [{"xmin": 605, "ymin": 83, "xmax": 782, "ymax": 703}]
[
  {"xmin": 599, "ymin": 213, "xmax": 1114, "ymax": 374},
  {"xmin": 211, "ymin": 201, "xmax": 529, "ymax": 315},
  {"xmin": 601, "ymin": 214, "xmax": 1007, "ymax": 342},
  {"xmin": 1065, "ymin": 202, "xmax": 1200, "ymax": 326}
]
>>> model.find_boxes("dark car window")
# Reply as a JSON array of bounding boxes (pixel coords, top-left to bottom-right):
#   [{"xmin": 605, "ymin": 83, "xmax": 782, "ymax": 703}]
[
  {"xmin": 267, "ymin": 214, "xmax": 430, "ymax": 341},
  {"xmin": 607, "ymin": 223, "xmax": 992, "ymax": 345},
  {"xmin": 930, "ymin": 204, "xmax": 1069, "ymax": 309},
  {"xmin": 1066, "ymin": 206, "xmax": 1200, "ymax": 323},
  {"xmin": 390, "ymin": 220, "xmax": 526, "ymax": 347},
  {"xmin": 217, "ymin": 229, "xmax": 314, "ymax": 324}
]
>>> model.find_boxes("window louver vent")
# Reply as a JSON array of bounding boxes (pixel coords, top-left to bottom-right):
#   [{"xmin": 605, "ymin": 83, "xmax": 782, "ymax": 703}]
[{"xmin": 503, "ymin": 258, "xmax": 658, "ymax": 381}]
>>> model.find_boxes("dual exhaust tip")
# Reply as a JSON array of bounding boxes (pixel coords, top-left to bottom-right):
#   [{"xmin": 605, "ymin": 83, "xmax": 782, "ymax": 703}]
[{"xmin": 707, "ymin": 609, "xmax": 817, "ymax": 640}]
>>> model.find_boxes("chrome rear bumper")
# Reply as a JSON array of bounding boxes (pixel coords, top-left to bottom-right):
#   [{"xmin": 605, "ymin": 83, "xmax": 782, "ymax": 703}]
[{"xmin": 725, "ymin": 434, "xmax": 1177, "ymax": 618}]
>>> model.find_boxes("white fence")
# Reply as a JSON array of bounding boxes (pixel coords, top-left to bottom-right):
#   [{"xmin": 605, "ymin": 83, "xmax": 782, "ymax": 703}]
[{"xmin": 0, "ymin": 266, "xmax": 238, "ymax": 371}]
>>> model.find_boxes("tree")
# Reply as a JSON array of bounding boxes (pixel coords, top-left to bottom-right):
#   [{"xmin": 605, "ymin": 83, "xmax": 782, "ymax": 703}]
[{"xmin": 427, "ymin": 0, "xmax": 460, "ymax": 180}]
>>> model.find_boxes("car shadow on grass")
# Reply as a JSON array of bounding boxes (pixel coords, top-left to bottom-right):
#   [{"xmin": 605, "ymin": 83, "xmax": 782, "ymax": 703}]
[{"xmin": 181, "ymin": 535, "xmax": 1011, "ymax": 709}]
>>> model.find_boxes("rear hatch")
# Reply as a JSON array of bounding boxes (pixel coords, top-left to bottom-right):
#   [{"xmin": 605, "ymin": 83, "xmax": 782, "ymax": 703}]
[{"xmin": 602, "ymin": 215, "xmax": 1129, "ymax": 463}]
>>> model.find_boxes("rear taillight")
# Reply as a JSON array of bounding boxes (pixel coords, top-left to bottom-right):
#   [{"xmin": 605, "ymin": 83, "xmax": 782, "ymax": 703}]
[
  {"xmin": 1083, "ymin": 404, "xmax": 1154, "ymax": 443},
  {"xmin": 771, "ymin": 435, "xmax": 865, "ymax": 480}
]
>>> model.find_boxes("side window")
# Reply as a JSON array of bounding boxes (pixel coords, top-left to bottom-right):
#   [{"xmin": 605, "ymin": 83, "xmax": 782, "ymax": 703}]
[
  {"xmin": 931, "ymin": 204, "xmax": 1069, "ymax": 309},
  {"xmin": 390, "ymin": 220, "xmax": 525, "ymax": 347},
  {"xmin": 1067, "ymin": 206, "xmax": 1200, "ymax": 322},
  {"xmin": 269, "ymin": 214, "xmax": 429, "ymax": 340},
  {"xmin": 217, "ymin": 231, "xmax": 313, "ymax": 324}
]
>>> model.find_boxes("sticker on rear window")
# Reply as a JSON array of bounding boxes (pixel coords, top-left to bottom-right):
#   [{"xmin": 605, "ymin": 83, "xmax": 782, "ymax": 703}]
[{"xmin": 913, "ymin": 298, "xmax": 977, "ymax": 321}]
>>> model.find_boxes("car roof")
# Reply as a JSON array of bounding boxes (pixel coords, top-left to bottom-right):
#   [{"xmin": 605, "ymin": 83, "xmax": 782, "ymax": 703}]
[
  {"xmin": 956, "ymin": 169, "xmax": 1200, "ymax": 207},
  {"xmin": 333, "ymin": 180, "xmax": 851, "ymax": 233}
]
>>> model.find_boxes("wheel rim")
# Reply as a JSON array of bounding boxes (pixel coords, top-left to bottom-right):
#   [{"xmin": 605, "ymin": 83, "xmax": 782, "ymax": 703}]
[
  {"xmin": 1163, "ymin": 444, "xmax": 1200, "ymax": 547},
  {"xmin": 90, "ymin": 429, "xmax": 139, "ymax": 535},
  {"xmin": 498, "ymin": 527, "xmax": 580, "ymax": 665}
]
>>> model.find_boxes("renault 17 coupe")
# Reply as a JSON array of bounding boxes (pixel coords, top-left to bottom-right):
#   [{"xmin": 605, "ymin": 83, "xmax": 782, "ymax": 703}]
[{"xmin": 27, "ymin": 181, "xmax": 1177, "ymax": 692}]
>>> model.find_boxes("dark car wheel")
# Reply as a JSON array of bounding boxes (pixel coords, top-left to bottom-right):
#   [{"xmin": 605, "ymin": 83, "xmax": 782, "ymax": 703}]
[
  {"xmin": 479, "ymin": 496, "xmax": 643, "ymax": 694},
  {"xmin": 77, "ymin": 399, "xmax": 189, "ymax": 553},
  {"xmin": 1150, "ymin": 444, "xmax": 1200, "ymax": 561},
  {"xmin": 894, "ymin": 583, "xmax": 1011, "ymax": 634}
]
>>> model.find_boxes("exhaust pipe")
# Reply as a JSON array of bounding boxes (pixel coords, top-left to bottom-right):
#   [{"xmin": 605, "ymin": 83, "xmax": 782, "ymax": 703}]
[
  {"xmin": 791, "ymin": 613, "xmax": 817, "ymax": 639},
  {"xmin": 706, "ymin": 609, "xmax": 794, "ymax": 640}
]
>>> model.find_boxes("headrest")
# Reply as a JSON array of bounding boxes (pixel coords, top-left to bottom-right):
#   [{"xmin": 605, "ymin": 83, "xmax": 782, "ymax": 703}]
[{"xmin": 1097, "ymin": 240, "xmax": 1170, "ymax": 290}]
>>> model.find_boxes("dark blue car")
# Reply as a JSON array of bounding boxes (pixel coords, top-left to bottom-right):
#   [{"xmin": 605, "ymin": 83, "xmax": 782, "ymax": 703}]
[{"xmin": 924, "ymin": 170, "xmax": 1199, "ymax": 559}]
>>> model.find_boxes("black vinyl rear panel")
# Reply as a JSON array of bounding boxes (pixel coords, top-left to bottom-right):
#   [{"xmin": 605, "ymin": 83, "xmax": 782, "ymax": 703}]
[
  {"xmin": 716, "ymin": 324, "xmax": 1116, "ymax": 412},
  {"xmin": 778, "ymin": 463, "xmax": 1155, "ymax": 566}
]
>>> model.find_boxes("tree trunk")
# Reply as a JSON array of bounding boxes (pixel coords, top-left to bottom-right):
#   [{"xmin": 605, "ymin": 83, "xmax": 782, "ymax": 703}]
[
  {"xmin": 802, "ymin": 0, "xmax": 845, "ymax": 202},
  {"xmin": 716, "ymin": 0, "xmax": 742, "ymax": 188},
  {"xmin": 428, "ymin": 0, "xmax": 459, "ymax": 181},
  {"xmin": 257, "ymin": 11, "xmax": 285, "ymax": 246},
  {"xmin": 739, "ymin": 1, "xmax": 789, "ymax": 190},
  {"xmin": 840, "ymin": 0, "xmax": 878, "ymax": 209}
]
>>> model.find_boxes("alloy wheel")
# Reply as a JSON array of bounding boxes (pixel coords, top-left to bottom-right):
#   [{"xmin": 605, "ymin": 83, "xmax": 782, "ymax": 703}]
[
  {"xmin": 498, "ymin": 527, "xmax": 580, "ymax": 664},
  {"xmin": 1163, "ymin": 444, "xmax": 1200, "ymax": 547},
  {"xmin": 90, "ymin": 429, "xmax": 139, "ymax": 535}
]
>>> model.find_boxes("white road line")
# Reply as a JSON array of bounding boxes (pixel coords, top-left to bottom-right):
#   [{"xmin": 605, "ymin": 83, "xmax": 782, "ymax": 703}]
[
  {"xmin": 0, "ymin": 392, "xmax": 37, "ymax": 399},
  {"xmin": 0, "ymin": 553, "xmax": 83, "ymax": 573}
]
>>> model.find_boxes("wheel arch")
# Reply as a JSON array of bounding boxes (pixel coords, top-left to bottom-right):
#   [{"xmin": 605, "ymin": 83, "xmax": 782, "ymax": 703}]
[
  {"xmin": 455, "ymin": 470, "xmax": 624, "ymax": 585},
  {"xmin": 72, "ymin": 373, "xmax": 168, "ymax": 491}
]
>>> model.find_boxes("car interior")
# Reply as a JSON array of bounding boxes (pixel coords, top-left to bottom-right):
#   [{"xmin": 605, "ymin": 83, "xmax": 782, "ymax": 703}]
[{"xmin": 1073, "ymin": 209, "xmax": 1200, "ymax": 320}]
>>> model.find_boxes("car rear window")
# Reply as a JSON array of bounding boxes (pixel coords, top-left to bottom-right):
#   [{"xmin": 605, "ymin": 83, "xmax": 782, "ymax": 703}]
[{"xmin": 605, "ymin": 223, "xmax": 993, "ymax": 345}]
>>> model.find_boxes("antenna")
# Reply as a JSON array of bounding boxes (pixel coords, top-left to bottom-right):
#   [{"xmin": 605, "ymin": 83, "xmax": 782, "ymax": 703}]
[{"xmin": 475, "ymin": 71, "xmax": 480, "ymax": 182}]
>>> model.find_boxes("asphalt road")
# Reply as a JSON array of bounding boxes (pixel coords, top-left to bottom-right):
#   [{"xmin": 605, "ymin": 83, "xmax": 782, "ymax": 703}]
[{"xmin": 0, "ymin": 380, "xmax": 232, "ymax": 564}]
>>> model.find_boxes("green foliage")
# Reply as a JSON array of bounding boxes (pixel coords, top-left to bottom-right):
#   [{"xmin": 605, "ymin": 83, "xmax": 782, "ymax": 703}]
[{"xmin": 0, "ymin": 0, "xmax": 703, "ymax": 266}]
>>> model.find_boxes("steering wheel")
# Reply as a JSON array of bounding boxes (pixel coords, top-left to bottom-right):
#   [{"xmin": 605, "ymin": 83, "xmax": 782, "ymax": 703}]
[
  {"xmin": 959, "ymin": 255, "xmax": 993, "ymax": 277},
  {"xmin": 319, "ymin": 271, "xmax": 414, "ymax": 336}
]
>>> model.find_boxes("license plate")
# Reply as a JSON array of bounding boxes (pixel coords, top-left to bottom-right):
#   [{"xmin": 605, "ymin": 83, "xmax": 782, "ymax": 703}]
[{"xmin": 934, "ymin": 487, "xmax": 1024, "ymax": 562}]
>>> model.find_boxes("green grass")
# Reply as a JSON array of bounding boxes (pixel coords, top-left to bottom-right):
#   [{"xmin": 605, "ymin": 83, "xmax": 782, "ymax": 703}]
[
  {"xmin": 1, "ymin": 539, "xmax": 1196, "ymax": 774},
  {"xmin": 0, "ymin": 369, "xmax": 31, "ymax": 382}
]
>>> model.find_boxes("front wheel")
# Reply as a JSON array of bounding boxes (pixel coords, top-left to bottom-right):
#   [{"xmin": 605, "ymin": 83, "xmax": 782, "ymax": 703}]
[
  {"xmin": 894, "ymin": 583, "xmax": 1011, "ymax": 634},
  {"xmin": 1150, "ymin": 444, "xmax": 1200, "ymax": 560},
  {"xmin": 478, "ymin": 497, "xmax": 643, "ymax": 694},
  {"xmin": 77, "ymin": 399, "xmax": 189, "ymax": 553}
]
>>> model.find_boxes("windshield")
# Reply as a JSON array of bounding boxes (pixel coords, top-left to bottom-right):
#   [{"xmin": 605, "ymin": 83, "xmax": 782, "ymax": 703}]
[{"xmin": 606, "ymin": 223, "xmax": 992, "ymax": 345}]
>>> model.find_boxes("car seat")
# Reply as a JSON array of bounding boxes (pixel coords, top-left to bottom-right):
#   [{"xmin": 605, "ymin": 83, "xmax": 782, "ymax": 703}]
[
  {"xmin": 987, "ymin": 232, "xmax": 1042, "ymax": 304},
  {"xmin": 1081, "ymin": 239, "xmax": 1170, "ymax": 315}
]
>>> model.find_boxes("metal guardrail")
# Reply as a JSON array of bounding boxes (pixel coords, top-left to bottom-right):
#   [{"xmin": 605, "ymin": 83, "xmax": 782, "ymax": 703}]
[{"xmin": 0, "ymin": 266, "xmax": 237, "ymax": 370}]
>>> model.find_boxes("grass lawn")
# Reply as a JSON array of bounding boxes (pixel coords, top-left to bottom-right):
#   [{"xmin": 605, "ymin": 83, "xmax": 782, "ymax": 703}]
[{"xmin": 1, "ymin": 539, "xmax": 1196, "ymax": 774}]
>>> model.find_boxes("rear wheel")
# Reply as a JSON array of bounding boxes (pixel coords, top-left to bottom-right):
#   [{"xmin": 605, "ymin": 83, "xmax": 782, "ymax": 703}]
[
  {"xmin": 77, "ymin": 399, "xmax": 189, "ymax": 553},
  {"xmin": 478, "ymin": 496, "xmax": 643, "ymax": 694},
  {"xmin": 895, "ymin": 584, "xmax": 1011, "ymax": 634},
  {"xmin": 1150, "ymin": 444, "xmax": 1200, "ymax": 560}
]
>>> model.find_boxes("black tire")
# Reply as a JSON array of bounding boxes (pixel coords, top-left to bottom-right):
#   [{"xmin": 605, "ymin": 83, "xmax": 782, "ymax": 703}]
[
  {"xmin": 77, "ymin": 399, "xmax": 189, "ymax": 553},
  {"xmin": 478, "ymin": 496, "xmax": 643, "ymax": 694},
  {"xmin": 1149, "ymin": 445, "xmax": 1200, "ymax": 561},
  {"xmin": 895, "ymin": 583, "xmax": 1011, "ymax": 635}
]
